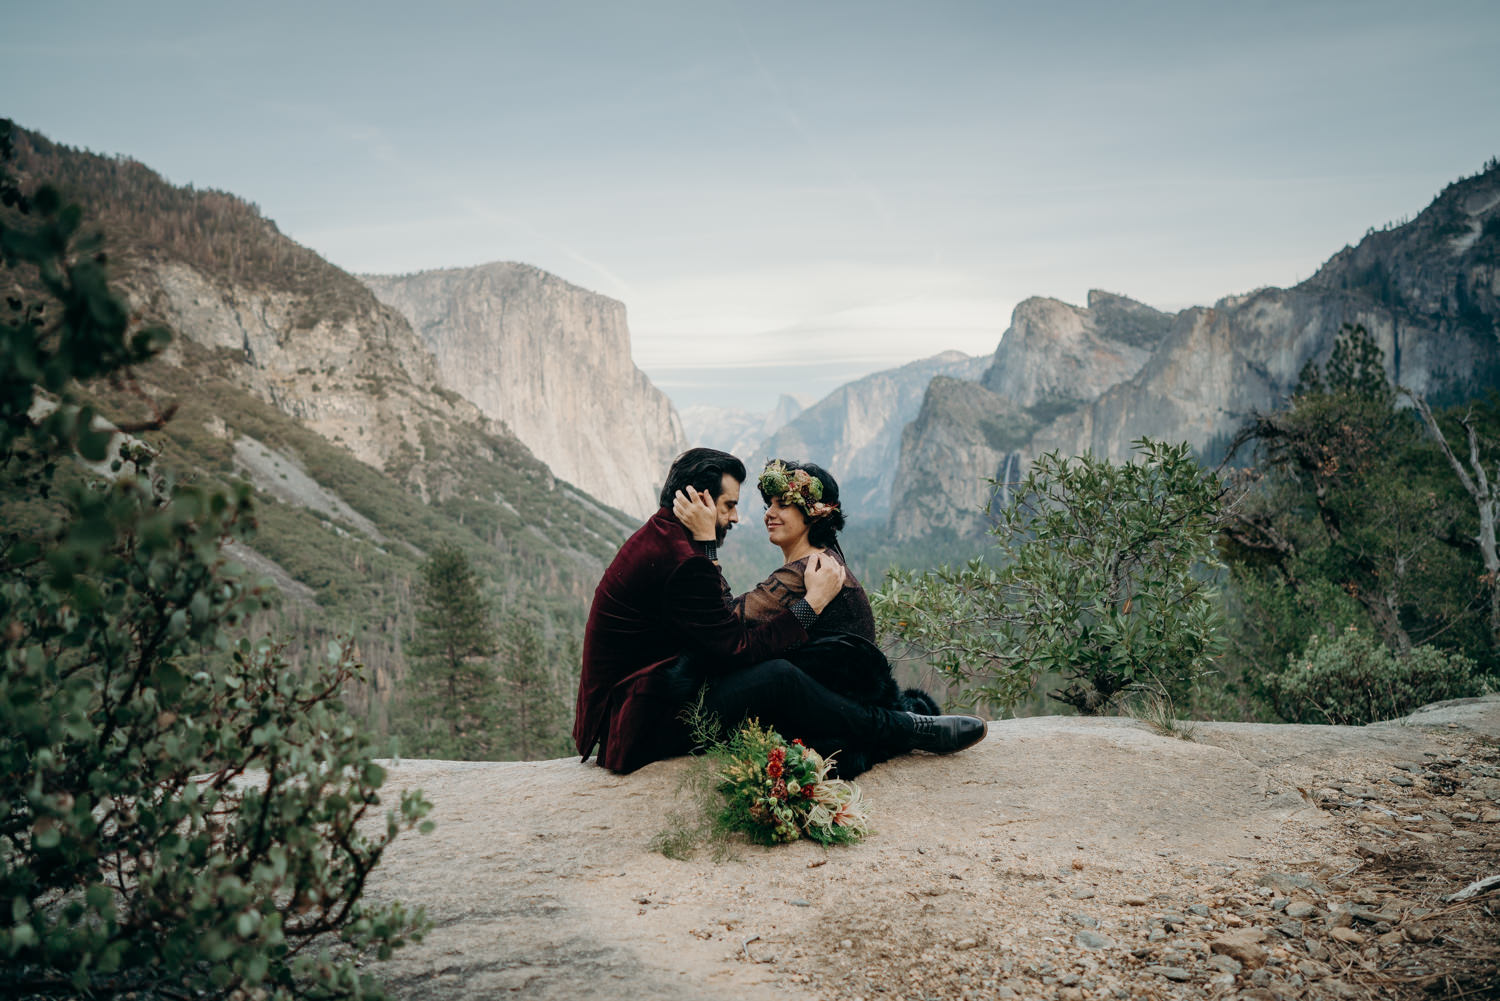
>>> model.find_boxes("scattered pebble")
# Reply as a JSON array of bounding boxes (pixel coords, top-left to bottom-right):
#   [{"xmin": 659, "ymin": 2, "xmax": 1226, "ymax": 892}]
[
  {"xmin": 1210, "ymin": 929, "xmax": 1268, "ymax": 969},
  {"xmin": 1146, "ymin": 964, "xmax": 1192, "ymax": 982},
  {"xmin": 1075, "ymin": 930, "xmax": 1113, "ymax": 950}
]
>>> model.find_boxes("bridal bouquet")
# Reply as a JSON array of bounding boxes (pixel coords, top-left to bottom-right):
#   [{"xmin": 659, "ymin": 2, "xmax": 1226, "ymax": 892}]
[{"xmin": 713, "ymin": 720, "xmax": 870, "ymax": 846}]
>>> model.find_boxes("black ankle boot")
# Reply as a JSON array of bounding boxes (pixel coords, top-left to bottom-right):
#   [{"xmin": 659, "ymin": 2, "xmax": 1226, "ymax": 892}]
[{"xmin": 903, "ymin": 712, "xmax": 987, "ymax": 754}]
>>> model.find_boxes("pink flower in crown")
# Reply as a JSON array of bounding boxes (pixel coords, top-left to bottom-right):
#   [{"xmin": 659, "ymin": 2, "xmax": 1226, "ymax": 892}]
[{"xmin": 808, "ymin": 501, "xmax": 837, "ymax": 518}]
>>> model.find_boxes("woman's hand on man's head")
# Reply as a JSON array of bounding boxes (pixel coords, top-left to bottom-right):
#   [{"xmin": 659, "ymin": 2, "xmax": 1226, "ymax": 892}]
[{"xmin": 673, "ymin": 486, "xmax": 718, "ymax": 542}]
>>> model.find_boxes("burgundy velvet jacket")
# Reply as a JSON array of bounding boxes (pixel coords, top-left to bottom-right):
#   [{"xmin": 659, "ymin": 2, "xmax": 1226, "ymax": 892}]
[{"xmin": 574, "ymin": 508, "xmax": 807, "ymax": 773}]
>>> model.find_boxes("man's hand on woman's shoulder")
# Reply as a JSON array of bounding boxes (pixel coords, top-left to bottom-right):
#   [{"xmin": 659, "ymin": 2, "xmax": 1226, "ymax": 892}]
[{"xmin": 803, "ymin": 552, "xmax": 846, "ymax": 613}]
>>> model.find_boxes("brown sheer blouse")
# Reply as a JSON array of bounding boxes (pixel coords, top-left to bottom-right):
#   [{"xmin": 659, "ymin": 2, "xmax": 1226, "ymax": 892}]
[{"xmin": 730, "ymin": 549, "xmax": 876, "ymax": 642}]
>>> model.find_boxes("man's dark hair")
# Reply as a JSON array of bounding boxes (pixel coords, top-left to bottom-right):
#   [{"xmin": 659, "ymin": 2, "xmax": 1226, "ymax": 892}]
[
  {"xmin": 658, "ymin": 448, "xmax": 747, "ymax": 508},
  {"xmin": 757, "ymin": 459, "xmax": 847, "ymax": 549}
]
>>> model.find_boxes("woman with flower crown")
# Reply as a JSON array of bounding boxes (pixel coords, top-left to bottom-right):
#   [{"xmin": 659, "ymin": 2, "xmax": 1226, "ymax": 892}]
[
  {"xmin": 673, "ymin": 458, "xmax": 946, "ymax": 776},
  {"xmin": 731, "ymin": 459, "xmax": 876, "ymax": 641}
]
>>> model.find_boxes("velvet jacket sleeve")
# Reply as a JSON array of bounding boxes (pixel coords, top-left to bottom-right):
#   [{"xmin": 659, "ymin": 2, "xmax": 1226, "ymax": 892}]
[{"xmin": 663, "ymin": 554, "xmax": 807, "ymax": 669}]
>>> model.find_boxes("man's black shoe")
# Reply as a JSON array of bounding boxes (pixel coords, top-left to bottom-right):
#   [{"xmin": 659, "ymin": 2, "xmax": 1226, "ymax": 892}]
[{"xmin": 905, "ymin": 712, "xmax": 987, "ymax": 754}]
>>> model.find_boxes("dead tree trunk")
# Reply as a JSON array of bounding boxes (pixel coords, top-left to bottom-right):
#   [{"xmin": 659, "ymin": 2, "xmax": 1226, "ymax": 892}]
[{"xmin": 1401, "ymin": 388, "xmax": 1500, "ymax": 645}]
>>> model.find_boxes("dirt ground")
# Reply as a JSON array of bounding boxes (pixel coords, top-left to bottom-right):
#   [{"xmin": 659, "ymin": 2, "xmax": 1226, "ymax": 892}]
[{"xmin": 363, "ymin": 697, "xmax": 1500, "ymax": 1001}]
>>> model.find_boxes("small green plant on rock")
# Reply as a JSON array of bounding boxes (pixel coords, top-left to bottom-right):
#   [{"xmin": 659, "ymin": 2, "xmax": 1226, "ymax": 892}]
[
  {"xmin": 1120, "ymin": 689, "xmax": 1199, "ymax": 741},
  {"xmin": 876, "ymin": 438, "xmax": 1225, "ymax": 715}
]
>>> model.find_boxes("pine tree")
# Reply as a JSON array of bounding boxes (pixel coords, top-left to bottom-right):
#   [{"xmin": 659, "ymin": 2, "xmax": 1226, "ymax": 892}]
[
  {"xmin": 400, "ymin": 544, "xmax": 500, "ymax": 758},
  {"xmin": 497, "ymin": 615, "xmax": 566, "ymax": 760}
]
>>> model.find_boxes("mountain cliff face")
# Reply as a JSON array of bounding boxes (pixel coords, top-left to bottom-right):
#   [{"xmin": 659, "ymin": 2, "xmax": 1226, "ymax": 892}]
[
  {"xmin": 8, "ymin": 126, "xmax": 636, "ymax": 708},
  {"xmin": 893, "ymin": 294, "xmax": 1173, "ymax": 538},
  {"xmin": 890, "ymin": 376, "xmax": 1027, "ymax": 537},
  {"xmin": 757, "ymin": 350, "xmax": 988, "ymax": 521},
  {"xmin": 10, "ymin": 128, "xmax": 543, "ymax": 504},
  {"xmin": 893, "ymin": 163, "xmax": 1500, "ymax": 540},
  {"xmin": 137, "ymin": 261, "xmax": 461, "ymax": 480},
  {"xmin": 981, "ymin": 292, "xmax": 1172, "ymax": 410},
  {"xmin": 362, "ymin": 264, "xmax": 687, "ymax": 518}
]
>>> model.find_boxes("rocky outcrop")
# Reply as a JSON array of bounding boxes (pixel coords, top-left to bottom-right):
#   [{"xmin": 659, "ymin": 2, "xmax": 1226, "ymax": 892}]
[
  {"xmin": 366, "ymin": 700, "xmax": 1500, "ymax": 1001},
  {"xmin": 890, "ymin": 377, "xmax": 1027, "ymax": 538},
  {"xmin": 137, "ymin": 262, "xmax": 477, "ymax": 484},
  {"xmin": 362, "ymin": 264, "xmax": 688, "ymax": 518},
  {"xmin": 758, "ymin": 350, "xmax": 988, "ymax": 521},
  {"xmin": 12, "ymin": 123, "xmax": 636, "ymax": 616},
  {"xmin": 981, "ymin": 292, "xmax": 1172, "ymax": 410},
  {"xmin": 892, "ymin": 163, "xmax": 1500, "ymax": 540},
  {"xmin": 892, "ymin": 295, "xmax": 1171, "ymax": 539},
  {"xmin": 1031, "ymin": 288, "xmax": 1496, "ymax": 463}
]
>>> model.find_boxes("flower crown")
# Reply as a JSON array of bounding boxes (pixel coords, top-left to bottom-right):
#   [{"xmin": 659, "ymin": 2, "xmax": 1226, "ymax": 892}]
[{"xmin": 758, "ymin": 460, "xmax": 839, "ymax": 519}]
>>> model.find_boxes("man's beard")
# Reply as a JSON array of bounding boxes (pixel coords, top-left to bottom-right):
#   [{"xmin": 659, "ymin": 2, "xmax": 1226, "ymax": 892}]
[{"xmin": 717, "ymin": 522, "xmax": 732, "ymax": 544}]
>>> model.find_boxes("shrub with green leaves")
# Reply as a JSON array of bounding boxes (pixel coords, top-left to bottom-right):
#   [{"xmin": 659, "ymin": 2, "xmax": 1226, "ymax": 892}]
[
  {"xmin": 1220, "ymin": 324, "xmax": 1496, "ymax": 697},
  {"xmin": 1, "ymin": 119, "xmax": 429, "ymax": 999},
  {"xmin": 1264, "ymin": 627, "xmax": 1481, "ymax": 725},
  {"xmin": 875, "ymin": 438, "xmax": 1224, "ymax": 714}
]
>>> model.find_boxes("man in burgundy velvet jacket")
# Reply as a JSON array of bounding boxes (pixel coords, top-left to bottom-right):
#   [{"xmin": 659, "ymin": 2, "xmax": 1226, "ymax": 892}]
[{"xmin": 573, "ymin": 448, "xmax": 844, "ymax": 773}]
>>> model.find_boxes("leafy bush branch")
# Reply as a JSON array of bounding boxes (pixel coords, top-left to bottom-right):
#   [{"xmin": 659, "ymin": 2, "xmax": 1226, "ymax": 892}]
[
  {"xmin": 1, "ymin": 118, "xmax": 429, "ymax": 1000},
  {"xmin": 875, "ymin": 438, "xmax": 1225, "ymax": 715}
]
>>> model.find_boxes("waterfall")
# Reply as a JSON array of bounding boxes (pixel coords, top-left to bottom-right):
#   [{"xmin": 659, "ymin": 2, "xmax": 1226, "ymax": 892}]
[{"xmin": 991, "ymin": 451, "xmax": 1023, "ymax": 517}]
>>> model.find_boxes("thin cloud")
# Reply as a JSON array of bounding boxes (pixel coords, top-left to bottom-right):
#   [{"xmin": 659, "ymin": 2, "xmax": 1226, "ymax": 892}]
[{"xmin": 730, "ymin": 13, "xmax": 891, "ymax": 227}]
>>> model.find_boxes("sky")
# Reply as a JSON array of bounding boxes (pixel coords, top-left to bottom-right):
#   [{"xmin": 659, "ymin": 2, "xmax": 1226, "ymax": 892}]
[{"xmin": 4, "ymin": 1, "xmax": 1498, "ymax": 413}]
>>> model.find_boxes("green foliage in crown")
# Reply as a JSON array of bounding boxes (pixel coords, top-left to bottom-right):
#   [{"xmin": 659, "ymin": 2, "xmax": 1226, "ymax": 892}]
[{"xmin": 757, "ymin": 460, "xmax": 834, "ymax": 518}]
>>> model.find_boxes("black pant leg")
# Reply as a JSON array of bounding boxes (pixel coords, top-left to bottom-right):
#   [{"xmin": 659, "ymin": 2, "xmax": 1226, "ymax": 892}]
[{"xmin": 699, "ymin": 659, "xmax": 904, "ymax": 752}]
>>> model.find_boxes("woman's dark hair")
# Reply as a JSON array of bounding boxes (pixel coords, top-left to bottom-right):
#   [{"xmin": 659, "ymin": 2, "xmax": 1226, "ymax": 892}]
[
  {"xmin": 758, "ymin": 459, "xmax": 846, "ymax": 549},
  {"xmin": 658, "ymin": 448, "xmax": 747, "ymax": 508}
]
